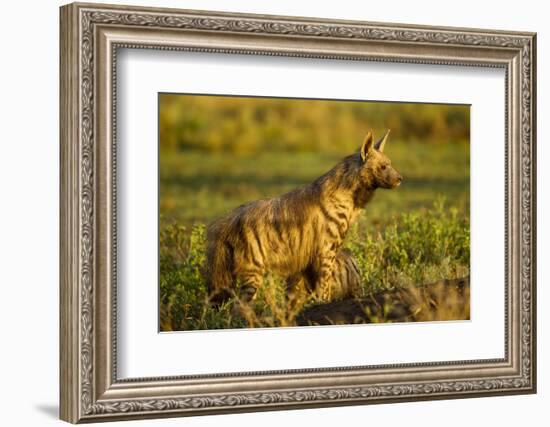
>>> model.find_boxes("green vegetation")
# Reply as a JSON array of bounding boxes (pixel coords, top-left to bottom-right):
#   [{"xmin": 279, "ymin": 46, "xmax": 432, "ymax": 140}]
[
  {"xmin": 345, "ymin": 198, "xmax": 469, "ymax": 294},
  {"xmin": 160, "ymin": 141, "xmax": 469, "ymax": 227},
  {"xmin": 160, "ymin": 200, "xmax": 469, "ymax": 331},
  {"xmin": 158, "ymin": 94, "xmax": 470, "ymax": 331}
]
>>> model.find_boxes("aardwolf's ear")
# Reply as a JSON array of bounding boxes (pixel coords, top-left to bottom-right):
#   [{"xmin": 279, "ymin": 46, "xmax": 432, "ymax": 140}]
[
  {"xmin": 360, "ymin": 131, "xmax": 374, "ymax": 162},
  {"xmin": 374, "ymin": 129, "xmax": 390, "ymax": 152}
]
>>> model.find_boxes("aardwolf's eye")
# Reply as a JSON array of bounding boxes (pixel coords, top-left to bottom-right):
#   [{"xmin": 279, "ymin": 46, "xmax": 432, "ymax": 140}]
[{"xmin": 381, "ymin": 165, "xmax": 387, "ymax": 170}]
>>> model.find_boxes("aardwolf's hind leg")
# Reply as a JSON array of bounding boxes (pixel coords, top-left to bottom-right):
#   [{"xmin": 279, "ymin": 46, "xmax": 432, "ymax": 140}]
[
  {"xmin": 231, "ymin": 272, "xmax": 262, "ymax": 325},
  {"xmin": 238, "ymin": 272, "xmax": 262, "ymax": 303},
  {"xmin": 208, "ymin": 288, "xmax": 234, "ymax": 307}
]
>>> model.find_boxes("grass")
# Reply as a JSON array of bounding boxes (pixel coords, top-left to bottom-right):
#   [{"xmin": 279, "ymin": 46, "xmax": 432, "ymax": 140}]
[
  {"xmin": 159, "ymin": 140, "xmax": 470, "ymax": 331},
  {"xmin": 160, "ymin": 140, "xmax": 469, "ymax": 227}
]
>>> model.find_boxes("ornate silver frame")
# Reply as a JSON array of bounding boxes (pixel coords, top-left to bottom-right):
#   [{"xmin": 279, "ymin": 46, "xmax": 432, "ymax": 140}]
[{"xmin": 60, "ymin": 2, "xmax": 536, "ymax": 423}]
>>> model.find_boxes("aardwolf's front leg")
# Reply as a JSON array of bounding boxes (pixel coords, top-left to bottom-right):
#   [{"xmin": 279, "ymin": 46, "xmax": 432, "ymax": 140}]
[
  {"xmin": 286, "ymin": 273, "xmax": 307, "ymax": 314},
  {"xmin": 316, "ymin": 253, "xmax": 337, "ymax": 302}
]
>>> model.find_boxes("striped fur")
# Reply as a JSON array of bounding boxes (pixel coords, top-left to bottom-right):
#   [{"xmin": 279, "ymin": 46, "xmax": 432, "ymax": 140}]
[
  {"xmin": 206, "ymin": 130, "xmax": 402, "ymax": 304},
  {"xmin": 285, "ymin": 248, "xmax": 362, "ymax": 312}
]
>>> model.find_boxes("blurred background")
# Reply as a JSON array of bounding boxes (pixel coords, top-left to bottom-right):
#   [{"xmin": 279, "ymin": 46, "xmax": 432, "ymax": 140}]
[{"xmin": 159, "ymin": 94, "xmax": 470, "ymax": 228}]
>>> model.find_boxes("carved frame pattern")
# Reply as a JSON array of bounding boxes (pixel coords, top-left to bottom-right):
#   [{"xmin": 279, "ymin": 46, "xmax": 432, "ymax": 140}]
[{"xmin": 60, "ymin": 2, "xmax": 536, "ymax": 423}]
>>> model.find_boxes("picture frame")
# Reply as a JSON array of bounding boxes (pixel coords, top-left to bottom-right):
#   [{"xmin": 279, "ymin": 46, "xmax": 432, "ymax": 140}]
[{"xmin": 59, "ymin": 2, "xmax": 536, "ymax": 423}]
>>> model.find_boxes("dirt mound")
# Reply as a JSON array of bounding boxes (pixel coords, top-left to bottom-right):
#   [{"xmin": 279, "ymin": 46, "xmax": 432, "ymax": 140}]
[{"xmin": 296, "ymin": 276, "xmax": 470, "ymax": 326}]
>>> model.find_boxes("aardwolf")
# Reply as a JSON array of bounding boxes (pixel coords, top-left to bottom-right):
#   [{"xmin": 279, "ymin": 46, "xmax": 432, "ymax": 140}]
[{"xmin": 206, "ymin": 130, "xmax": 402, "ymax": 304}]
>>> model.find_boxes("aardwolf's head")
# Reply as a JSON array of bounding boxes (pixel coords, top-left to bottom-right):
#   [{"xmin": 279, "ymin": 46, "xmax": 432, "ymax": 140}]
[{"xmin": 359, "ymin": 130, "xmax": 402, "ymax": 189}]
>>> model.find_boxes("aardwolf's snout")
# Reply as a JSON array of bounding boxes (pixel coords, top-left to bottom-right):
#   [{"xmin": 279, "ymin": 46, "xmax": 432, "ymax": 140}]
[{"xmin": 393, "ymin": 174, "xmax": 403, "ymax": 188}]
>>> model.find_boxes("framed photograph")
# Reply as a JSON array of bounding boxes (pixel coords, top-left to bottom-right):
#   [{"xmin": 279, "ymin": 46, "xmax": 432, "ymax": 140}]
[{"xmin": 60, "ymin": 2, "xmax": 536, "ymax": 423}]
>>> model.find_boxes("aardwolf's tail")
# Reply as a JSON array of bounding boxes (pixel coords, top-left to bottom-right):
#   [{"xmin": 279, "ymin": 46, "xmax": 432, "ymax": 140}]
[{"xmin": 205, "ymin": 221, "xmax": 234, "ymax": 305}]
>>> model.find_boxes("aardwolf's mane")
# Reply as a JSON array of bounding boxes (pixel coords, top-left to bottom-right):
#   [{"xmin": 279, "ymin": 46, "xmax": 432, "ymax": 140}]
[
  {"xmin": 276, "ymin": 152, "xmax": 376, "ymax": 211},
  {"xmin": 315, "ymin": 152, "xmax": 371, "ymax": 192}
]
